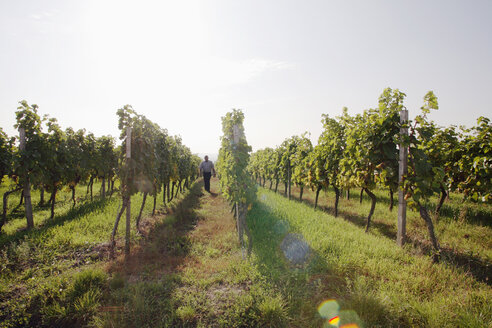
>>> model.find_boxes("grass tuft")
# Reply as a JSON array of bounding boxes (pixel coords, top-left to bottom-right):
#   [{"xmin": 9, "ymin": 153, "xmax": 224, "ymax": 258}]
[{"xmin": 257, "ymin": 294, "xmax": 289, "ymax": 328}]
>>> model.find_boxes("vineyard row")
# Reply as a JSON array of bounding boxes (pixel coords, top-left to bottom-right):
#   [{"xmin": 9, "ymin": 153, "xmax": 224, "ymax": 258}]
[
  {"xmin": 0, "ymin": 101, "xmax": 201, "ymax": 254},
  {"xmin": 247, "ymin": 88, "xmax": 491, "ymax": 260}
]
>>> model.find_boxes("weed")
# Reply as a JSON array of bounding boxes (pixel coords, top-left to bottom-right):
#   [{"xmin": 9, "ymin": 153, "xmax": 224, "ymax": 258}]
[
  {"xmin": 70, "ymin": 268, "xmax": 107, "ymax": 299},
  {"xmin": 109, "ymin": 281, "xmax": 174, "ymax": 327},
  {"xmin": 257, "ymin": 294, "xmax": 289, "ymax": 328},
  {"xmin": 176, "ymin": 305, "xmax": 196, "ymax": 324}
]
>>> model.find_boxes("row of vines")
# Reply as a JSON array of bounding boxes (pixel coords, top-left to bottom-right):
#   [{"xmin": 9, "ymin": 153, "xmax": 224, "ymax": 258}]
[
  {"xmin": 216, "ymin": 109, "xmax": 256, "ymax": 256},
  {"xmin": 111, "ymin": 105, "xmax": 200, "ymax": 254},
  {"xmin": 248, "ymin": 88, "xmax": 491, "ymax": 259},
  {"xmin": 0, "ymin": 101, "xmax": 201, "ymax": 255}
]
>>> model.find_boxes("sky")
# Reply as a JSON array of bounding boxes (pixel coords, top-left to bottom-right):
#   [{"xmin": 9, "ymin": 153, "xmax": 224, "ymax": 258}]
[{"xmin": 1, "ymin": 0, "xmax": 491, "ymax": 156}]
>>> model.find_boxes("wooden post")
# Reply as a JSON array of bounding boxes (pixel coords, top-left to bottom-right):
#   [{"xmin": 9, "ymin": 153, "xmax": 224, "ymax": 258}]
[
  {"xmin": 125, "ymin": 126, "xmax": 132, "ymax": 256},
  {"xmin": 397, "ymin": 110, "xmax": 408, "ymax": 246},
  {"xmin": 232, "ymin": 124, "xmax": 245, "ymax": 259},
  {"xmin": 232, "ymin": 125, "xmax": 240, "ymax": 229},
  {"xmin": 19, "ymin": 128, "xmax": 34, "ymax": 229}
]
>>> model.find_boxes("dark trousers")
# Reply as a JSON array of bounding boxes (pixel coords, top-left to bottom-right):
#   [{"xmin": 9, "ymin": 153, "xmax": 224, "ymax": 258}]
[{"xmin": 203, "ymin": 172, "xmax": 212, "ymax": 192}]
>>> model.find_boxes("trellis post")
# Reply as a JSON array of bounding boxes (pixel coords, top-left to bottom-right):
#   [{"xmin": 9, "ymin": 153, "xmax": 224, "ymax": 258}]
[
  {"xmin": 125, "ymin": 126, "xmax": 132, "ymax": 255},
  {"xmin": 19, "ymin": 128, "xmax": 34, "ymax": 229},
  {"xmin": 397, "ymin": 109, "xmax": 408, "ymax": 246}
]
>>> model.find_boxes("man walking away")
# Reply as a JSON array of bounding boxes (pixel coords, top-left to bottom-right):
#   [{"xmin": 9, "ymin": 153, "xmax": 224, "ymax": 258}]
[{"xmin": 199, "ymin": 155, "xmax": 216, "ymax": 192}]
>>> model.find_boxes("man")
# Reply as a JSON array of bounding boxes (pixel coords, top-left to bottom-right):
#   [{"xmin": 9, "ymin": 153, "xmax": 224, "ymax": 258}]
[{"xmin": 199, "ymin": 155, "xmax": 216, "ymax": 192}]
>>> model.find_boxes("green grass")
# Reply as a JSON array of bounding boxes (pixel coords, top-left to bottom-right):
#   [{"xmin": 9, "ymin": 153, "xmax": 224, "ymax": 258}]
[
  {"xmin": 0, "ymin": 180, "xmax": 187, "ymax": 328},
  {"xmin": 262, "ymin": 181, "xmax": 492, "ymax": 284},
  {"xmin": 249, "ymin": 187, "xmax": 491, "ymax": 327},
  {"xmin": 1, "ymin": 178, "xmax": 490, "ymax": 327}
]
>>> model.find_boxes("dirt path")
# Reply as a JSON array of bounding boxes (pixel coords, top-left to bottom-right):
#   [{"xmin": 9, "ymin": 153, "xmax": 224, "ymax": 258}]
[
  {"xmin": 102, "ymin": 178, "xmax": 283, "ymax": 327},
  {"xmin": 108, "ymin": 177, "xmax": 240, "ymax": 278}
]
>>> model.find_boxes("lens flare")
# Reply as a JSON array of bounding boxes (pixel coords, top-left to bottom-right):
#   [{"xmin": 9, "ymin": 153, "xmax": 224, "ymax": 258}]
[
  {"xmin": 318, "ymin": 299, "xmax": 340, "ymax": 319},
  {"xmin": 339, "ymin": 309, "xmax": 362, "ymax": 327},
  {"xmin": 280, "ymin": 233, "xmax": 310, "ymax": 265},
  {"xmin": 329, "ymin": 315, "xmax": 340, "ymax": 325},
  {"xmin": 319, "ymin": 301, "xmax": 362, "ymax": 328}
]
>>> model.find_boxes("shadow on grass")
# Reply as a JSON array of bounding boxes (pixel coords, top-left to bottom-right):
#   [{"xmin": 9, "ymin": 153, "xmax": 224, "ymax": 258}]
[
  {"xmin": 247, "ymin": 200, "xmax": 402, "ymax": 327},
  {"xmin": 259, "ymin": 184, "xmax": 492, "ymax": 286},
  {"xmin": 295, "ymin": 193, "xmax": 492, "ymax": 286},
  {"xmin": 437, "ymin": 203, "xmax": 492, "ymax": 228},
  {"xmin": 273, "ymin": 187, "xmax": 398, "ymax": 240},
  {"xmin": 409, "ymin": 238, "xmax": 492, "ymax": 286},
  {"xmin": 0, "ymin": 196, "xmax": 114, "ymax": 247},
  {"xmin": 110, "ymin": 180, "xmax": 204, "ymax": 267},
  {"xmin": 5, "ymin": 187, "xmax": 121, "ymax": 221},
  {"xmin": 260, "ymin": 180, "xmax": 492, "ymax": 228},
  {"xmin": 328, "ymin": 203, "xmax": 491, "ymax": 285},
  {"xmin": 6, "ymin": 198, "xmax": 56, "ymax": 220},
  {"xmin": 103, "ymin": 181, "xmax": 205, "ymax": 326}
]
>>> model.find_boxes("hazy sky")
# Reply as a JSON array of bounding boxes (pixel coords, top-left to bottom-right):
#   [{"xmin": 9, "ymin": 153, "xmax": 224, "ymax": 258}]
[{"xmin": 1, "ymin": 0, "xmax": 491, "ymax": 155}]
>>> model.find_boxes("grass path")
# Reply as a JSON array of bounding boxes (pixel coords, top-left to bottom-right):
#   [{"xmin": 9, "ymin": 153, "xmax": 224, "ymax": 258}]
[{"xmin": 101, "ymin": 179, "xmax": 291, "ymax": 327}]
